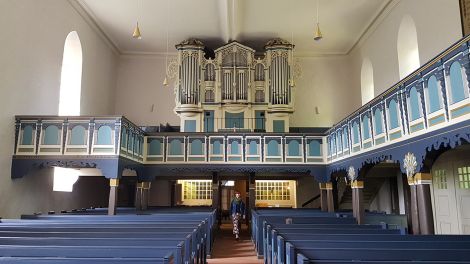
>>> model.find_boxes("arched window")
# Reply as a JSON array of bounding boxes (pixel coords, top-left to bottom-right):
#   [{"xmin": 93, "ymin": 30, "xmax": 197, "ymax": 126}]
[
  {"xmin": 388, "ymin": 99, "xmax": 400, "ymax": 129},
  {"xmin": 449, "ymin": 61, "xmax": 468, "ymax": 104},
  {"xmin": 361, "ymin": 58, "xmax": 374, "ymax": 105},
  {"xmin": 362, "ymin": 116, "xmax": 371, "ymax": 139},
  {"xmin": 374, "ymin": 109, "xmax": 384, "ymax": 135},
  {"xmin": 409, "ymin": 87, "xmax": 422, "ymax": 121},
  {"xmin": 397, "ymin": 15, "xmax": 420, "ymax": 79},
  {"xmin": 59, "ymin": 31, "xmax": 82, "ymax": 116},
  {"xmin": 426, "ymin": 75, "xmax": 442, "ymax": 113}
]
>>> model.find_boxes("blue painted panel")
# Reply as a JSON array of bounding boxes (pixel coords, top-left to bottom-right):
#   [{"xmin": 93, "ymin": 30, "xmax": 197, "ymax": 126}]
[
  {"xmin": 451, "ymin": 104, "xmax": 470, "ymax": 118},
  {"xmin": 44, "ymin": 125, "xmax": 59, "ymax": 145},
  {"xmin": 363, "ymin": 142, "xmax": 372, "ymax": 149},
  {"xmin": 336, "ymin": 132, "xmax": 342, "ymax": 152},
  {"xmin": 375, "ymin": 137, "xmax": 386, "ymax": 145},
  {"xmin": 230, "ymin": 140, "xmax": 240, "ymax": 155},
  {"xmin": 169, "ymin": 139, "xmax": 182, "ymax": 155},
  {"xmin": 190, "ymin": 139, "xmax": 203, "ymax": 155},
  {"xmin": 288, "ymin": 140, "xmax": 300, "ymax": 156},
  {"xmin": 374, "ymin": 109, "xmax": 383, "ymax": 135},
  {"xmin": 148, "ymin": 139, "xmax": 162, "ymax": 155},
  {"xmin": 267, "ymin": 140, "xmax": 279, "ymax": 156},
  {"xmin": 212, "ymin": 140, "xmax": 222, "ymax": 155},
  {"xmin": 97, "ymin": 126, "xmax": 112, "ymax": 145},
  {"xmin": 21, "ymin": 125, "xmax": 33, "ymax": 145},
  {"xmin": 409, "ymin": 87, "xmax": 422, "ymax": 121},
  {"xmin": 362, "ymin": 116, "xmax": 371, "ymax": 139},
  {"xmin": 450, "ymin": 61, "xmax": 467, "ymax": 104},
  {"xmin": 248, "ymin": 141, "xmax": 258, "ymax": 155},
  {"xmin": 273, "ymin": 120, "xmax": 285, "ymax": 133},
  {"xmin": 352, "ymin": 122, "xmax": 360, "ymax": 144},
  {"xmin": 429, "ymin": 114, "xmax": 445, "ymax": 126},
  {"xmin": 342, "ymin": 128, "xmax": 349, "ymax": 148},
  {"xmin": 121, "ymin": 127, "xmax": 127, "ymax": 147},
  {"xmin": 390, "ymin": 131, "xmax": 402, "ymax": 140},
  {"xmin": 70, "ymin": 126, "xmax": 86, "ymax": 145},
  {"xmin": 308, "ymin": 140, "xmax": 321, "ymax": 156},
  {"xmin": 204, "ymin": 111, "xmax": 214, "ymax": 132},
  {"xmin": 427, "ymin": 75, "xmax": 442, "ymax": 113},
  {"xmin": 255, "ymin": 111, "xmax": 265, "ymax": 131},
  {"xmin": 410, "ymin": 122, "xmax": 424, "ymax": 133},
  {"xmin": 225, "ymin": 112, "xmax": 244, "ymax": 128},
  {"xmin": 388, "ymin": 99, "xmax": 400, "ymax": 129},
  {"xmin": 184, "ymin": 120, "xmax": 197, "ymax": 132}
]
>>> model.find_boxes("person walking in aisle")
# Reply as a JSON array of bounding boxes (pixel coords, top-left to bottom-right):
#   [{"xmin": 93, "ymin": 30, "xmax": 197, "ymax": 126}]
[{"xmin": 230, "ymin": 191, "xmax": 246, "ymax": 240}]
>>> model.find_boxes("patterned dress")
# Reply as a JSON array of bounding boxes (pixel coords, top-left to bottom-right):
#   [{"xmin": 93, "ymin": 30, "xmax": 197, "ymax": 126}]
[{"xmin": 230, "ymin": 197, "xmax": 246, "ymax": 236}]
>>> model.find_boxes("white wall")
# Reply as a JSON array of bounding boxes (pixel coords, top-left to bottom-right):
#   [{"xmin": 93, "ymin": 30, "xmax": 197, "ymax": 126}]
[
  {"xmin": 291, "ymin": 56, "xmax": 358, "ymax": 127},
  {"xmin": 0, "ymin": 0, "xmax": 118, "ymax": 218},
  {"xmin": 369, "ymin": 180, "xmax": 392, "ymax": 214},
  {"xmin": 114, "ymin": 56, "xmax": 179, "ymax": 126},
  {"xmin": 349, "ymin": 0, "xmax": 462, "ymax": 99}
]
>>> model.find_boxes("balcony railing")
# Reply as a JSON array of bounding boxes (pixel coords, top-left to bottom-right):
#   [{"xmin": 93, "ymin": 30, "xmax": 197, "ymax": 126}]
[
  {"xmin": 204, "ymin": 117, "xmax": 266, "ymax": 132},
  {"xmin": 326, "ymin": 35, "xmax": 470, "ymax": 162},
  {"xmin": 14, "ymin": 116, "xmax": 325, "ymax": 165}
]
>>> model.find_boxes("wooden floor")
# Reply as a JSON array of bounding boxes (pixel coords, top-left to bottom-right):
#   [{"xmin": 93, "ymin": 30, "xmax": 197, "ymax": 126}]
[{"xmin": 208, "ymin": 223, "xmax": 263, "ymax": 264}]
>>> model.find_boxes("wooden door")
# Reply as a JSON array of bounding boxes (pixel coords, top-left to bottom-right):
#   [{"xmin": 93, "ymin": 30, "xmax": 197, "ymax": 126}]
[
  {"xmin": 431, "ymin": 160, "xmax": 460, "ymax": 234},
  {"xmin": 453, "ymin": 161, "xmax": 470, "ymax": 234}
]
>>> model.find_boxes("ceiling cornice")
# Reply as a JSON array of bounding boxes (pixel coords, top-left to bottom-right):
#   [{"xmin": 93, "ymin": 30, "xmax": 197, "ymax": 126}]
[
  {"xmin": 346, "ymin": 0, "xmax": 401, "ymax": 55},
  {"xmin": 68, "ymin": 0, "xmax": 121, "ymax": 55}
]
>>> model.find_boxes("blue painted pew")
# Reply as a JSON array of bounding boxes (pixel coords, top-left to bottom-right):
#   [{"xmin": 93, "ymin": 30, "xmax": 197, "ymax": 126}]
[
  {"xmin": 293, "ymin": 246, "xmax": 470, "ymax": 264},
  {"xmin": 0, "ymin": 245, "xmax": 183, "ymax": 264},
  {"xmin": 0, "ymin": 257, "xmax": 168, "ymax": 263}
]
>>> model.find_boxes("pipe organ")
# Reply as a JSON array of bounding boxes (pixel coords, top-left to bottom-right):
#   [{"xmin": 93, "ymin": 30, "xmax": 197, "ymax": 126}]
[{"xmin": 174, "ymin": 38, "xmax": 295, "ymax": 132}]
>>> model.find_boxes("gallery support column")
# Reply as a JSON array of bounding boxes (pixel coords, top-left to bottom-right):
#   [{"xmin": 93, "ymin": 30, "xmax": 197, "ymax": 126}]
[
  {"xmin": 135, "ymin": 182, "xmax": 144, "ymax": 210},
  {"xmin": 351, "ymin": 180, "xmax": 365, "ymax": 224},
  {"xmin": 326, "ymin": 182, "xmax": 335, "ymax": 212},
  {"xmin": 211, "ymin": 172, "xmax": 221, "ymax": 226},
  {"xmin": 415, "ymin": 173, "xmax": 435, "ymax": 235},
  {"xmin": 319, "ymin": 183, "xmax": 328, "ymax": 212},
  {"xmin": 408, "ymin": 177, "xmax": 421, "ymax": 234},
  {"xmin": 108, "ymin": 179, "xmax": 119, "ymax": 216},
  {"xmin": 249, "ymin": 172, "xmax": 256, "ymax": 216},
  {"xmin": 141, "ymin": 182, "xmax": 151, "ymax": 211}
]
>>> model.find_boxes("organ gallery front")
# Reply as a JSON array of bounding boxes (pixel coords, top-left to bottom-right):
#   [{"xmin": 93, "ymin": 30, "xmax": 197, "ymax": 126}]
[{"xmin": 173, "ymin": 38, "xmax": 296, "ymax": 132}]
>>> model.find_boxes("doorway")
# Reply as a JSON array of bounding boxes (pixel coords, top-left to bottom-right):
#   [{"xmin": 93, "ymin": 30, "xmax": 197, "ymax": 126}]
[{"xmin": 431, "ymin": 147, "xmax": 470, "ymax": 234}]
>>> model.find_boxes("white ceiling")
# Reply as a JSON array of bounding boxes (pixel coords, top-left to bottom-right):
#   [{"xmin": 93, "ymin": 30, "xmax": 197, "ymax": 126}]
[{"xmin": 77, "ymin": 0, "xmax": 391, "ymax": 56}]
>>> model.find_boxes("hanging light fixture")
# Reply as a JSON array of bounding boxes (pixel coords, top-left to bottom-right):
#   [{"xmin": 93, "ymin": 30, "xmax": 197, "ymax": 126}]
[
  {"xmin": 163, "ymin": 0, "xmax": 170, "ymax": 86},
  {"xmin": 314, "ymin": 0, "xmax": 323, "ymax": 41},
  {"xmin": 133, "ymin": 0, "xmax": 142, "ymax": 39}
]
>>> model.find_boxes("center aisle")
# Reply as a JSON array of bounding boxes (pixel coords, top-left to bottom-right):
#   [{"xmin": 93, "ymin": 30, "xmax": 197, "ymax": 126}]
[{"xmin": 208, "ymin": 223, "xmax": 263, "ymax": 264}]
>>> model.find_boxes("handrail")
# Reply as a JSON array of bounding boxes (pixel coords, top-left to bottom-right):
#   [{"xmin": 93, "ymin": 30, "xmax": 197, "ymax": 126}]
[
  {"xmin": 301, "ymin": 194, "xmax": 320, "ymax": 208},
  {"xmin": 327, "ymin": 34, "xmax": 470, "ymax": 133}
]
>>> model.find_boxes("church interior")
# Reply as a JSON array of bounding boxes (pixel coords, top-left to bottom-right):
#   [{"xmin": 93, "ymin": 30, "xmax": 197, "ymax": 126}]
[{"xmin": 1, "ymin": 0, "xmax": 470, "ymax": 263}]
